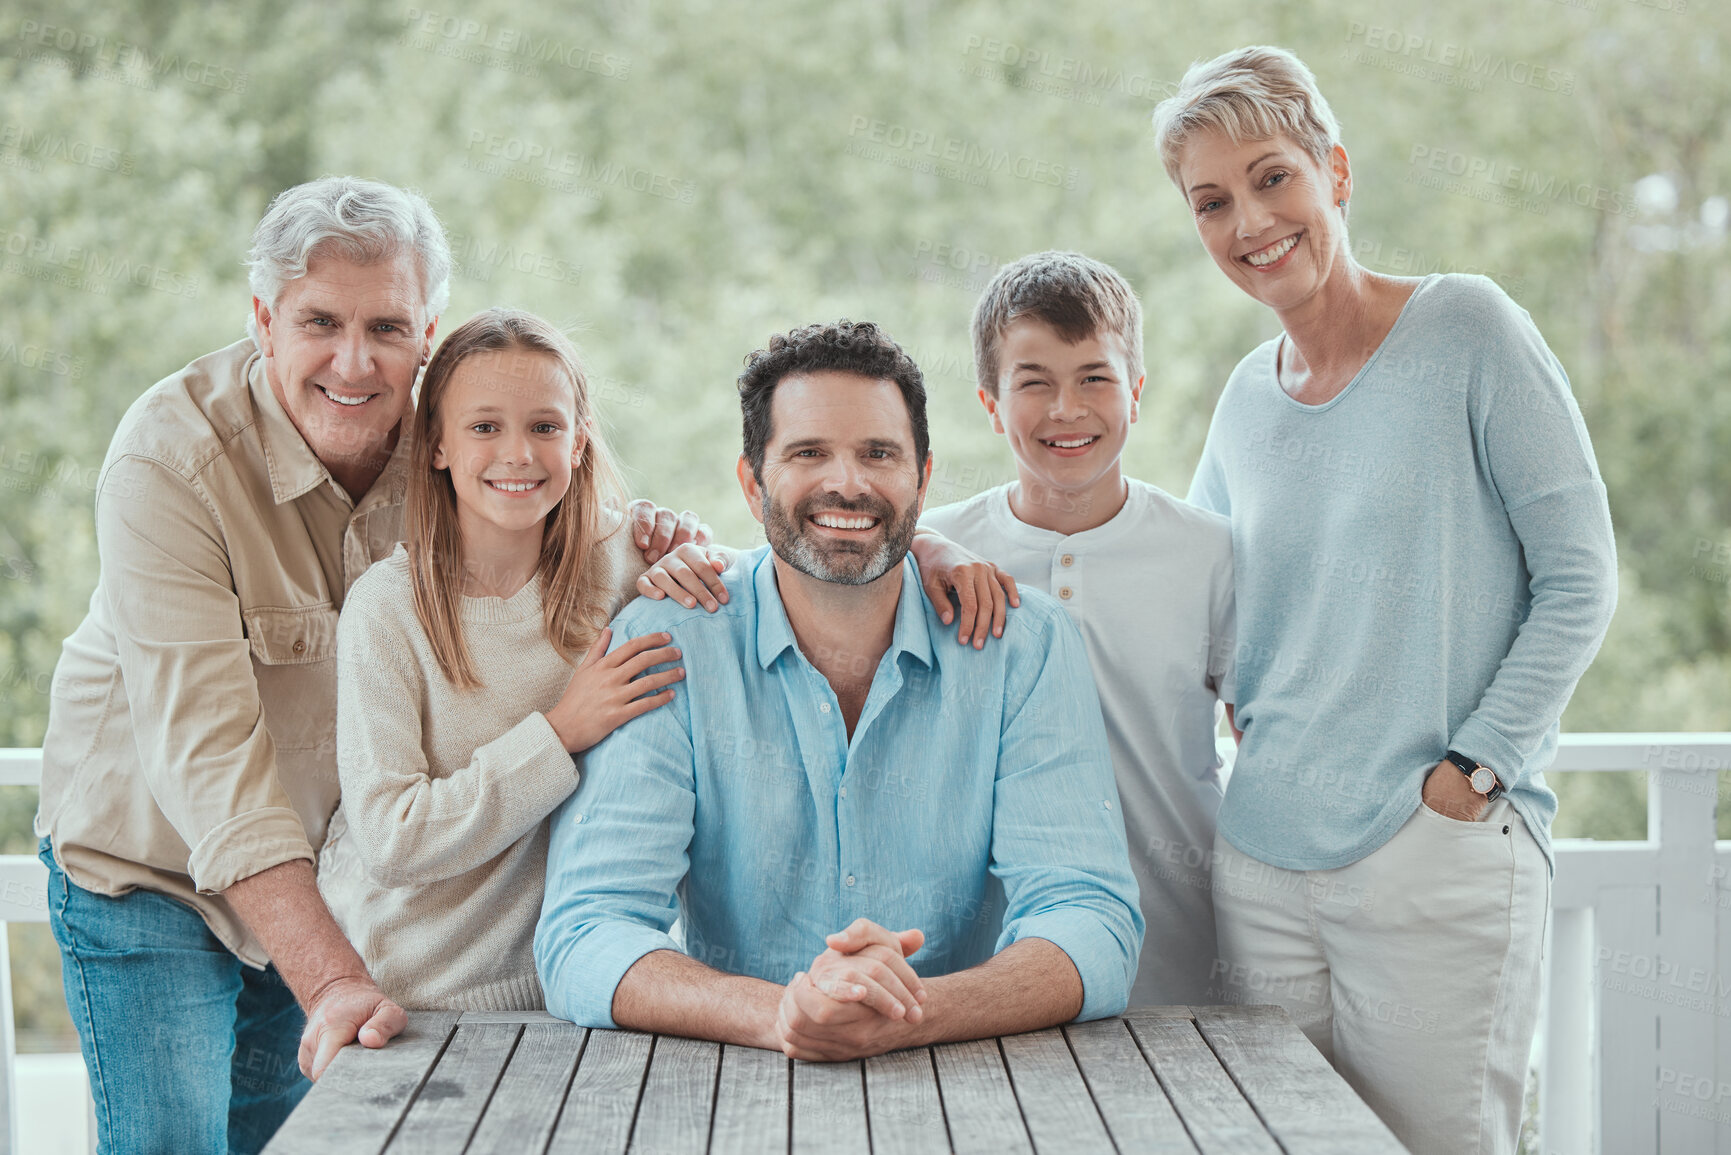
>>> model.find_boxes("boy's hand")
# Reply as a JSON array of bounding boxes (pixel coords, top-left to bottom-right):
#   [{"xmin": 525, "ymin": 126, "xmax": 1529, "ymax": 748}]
[
  {"xmin": 638, "ymin": 542, "xmax": 734, "ymax": 612},
  {"xmin": 626, "ymin": 498, "xmax": 712, "ymax": 564},
  {"xmin": 544, "ymin": 628, "xmax": 684, "ymax": 753},
  {"xmin": 910, "ymin": 529, "xmax": 1019, "ymax": 648}
]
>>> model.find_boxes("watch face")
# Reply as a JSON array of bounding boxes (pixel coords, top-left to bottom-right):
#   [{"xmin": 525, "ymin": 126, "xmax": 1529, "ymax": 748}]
[{"xmin": 1469, "ymin": 767, "xmax": 1497, "ymax": 795}]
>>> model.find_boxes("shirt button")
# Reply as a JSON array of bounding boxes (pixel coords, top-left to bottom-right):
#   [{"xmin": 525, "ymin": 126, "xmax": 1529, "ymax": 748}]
[
  {"xmin": 839, "ymin": 786, "xmax": 848, "ymax": 798},
  {"xmin": 819, "ymin": 702, "xmax": 831, "ymax": 714},
  {"xmin": 845, "ymin": 874, "xmax": 856, "ymax": 887},
  {"xmin": 1061, "ymin": 554, "xmax": 1074, "ymax": 567},
  {"xmin": 292, "ymin": 639, "xmax": 306, "ymax": 654},
  {"xmin": 1059, "ymin": 587, "xmax": 1073, "ymax": 600},
  {"xmin": 575, "ymin": 813, "xmax": 587, "ymax": 823}
]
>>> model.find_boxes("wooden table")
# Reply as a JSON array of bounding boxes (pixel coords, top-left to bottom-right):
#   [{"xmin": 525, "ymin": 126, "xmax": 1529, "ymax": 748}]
[{"xmin": 263, "ymin": 1004, "xmax": 1408, "ymax": 1153}]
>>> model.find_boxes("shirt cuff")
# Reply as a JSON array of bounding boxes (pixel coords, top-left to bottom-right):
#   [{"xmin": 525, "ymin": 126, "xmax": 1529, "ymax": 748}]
[
  {"xmin": 542, "ymin": 921, "xmax": 681, "ymax": 1028},
  {"xmin": 1002, "ymin": 907, "xmax": 1136, "ymax": 1021},
  {"xmin": 1448, "ymin": 717, "xmax": 1527, "ymax": 789},
  {"xmin": 188, "ymin": 807, "xmax": 315, "ymax": 894}
]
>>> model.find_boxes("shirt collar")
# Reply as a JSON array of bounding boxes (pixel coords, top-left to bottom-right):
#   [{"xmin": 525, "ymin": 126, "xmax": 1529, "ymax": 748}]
[
  {"xmin": 752, "ymin": 547, "xmax": 935, "ymax": 673},
  {"xmin": 249, "ymin": 350, "xmax": 333, "ymax": 505},
  {"xmin": 248, "ymin": 348, "xmax": 413, "ymax": 508}
]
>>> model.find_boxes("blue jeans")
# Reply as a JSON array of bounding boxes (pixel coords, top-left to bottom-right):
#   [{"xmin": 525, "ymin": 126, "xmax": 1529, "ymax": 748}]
[{"xmin": 40, "ymin": 839, "xmax": 309, "ymax": 1155}]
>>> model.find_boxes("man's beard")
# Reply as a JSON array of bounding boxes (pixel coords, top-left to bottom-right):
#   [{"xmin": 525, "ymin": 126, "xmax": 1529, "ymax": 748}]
[{"xmin": 762, "ymin": 488, "xmax": 919, "ymax": 586}]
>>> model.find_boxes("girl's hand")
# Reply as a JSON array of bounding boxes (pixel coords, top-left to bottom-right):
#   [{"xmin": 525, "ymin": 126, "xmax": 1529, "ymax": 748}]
[{"xmin": 544, "ymin": 628, "xmax": 684, "ymax": 753}]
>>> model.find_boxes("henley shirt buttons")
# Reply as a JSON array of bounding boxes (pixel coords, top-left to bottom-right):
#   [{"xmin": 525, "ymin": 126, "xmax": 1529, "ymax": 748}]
[
  {"xmin": 1059, "ymin": 587, "xmax": 1073, "ymax": 600},
  {"xmin": 819, "ymin": 702, "xmax": 831, "ymax": 714},
  {"xmin": 1061, "ymin": 554, "xmax": 1074, "ymax": 567},
  {"xmin": 845, "ymin": 874, "xmax": 856, "ymax": 887}
]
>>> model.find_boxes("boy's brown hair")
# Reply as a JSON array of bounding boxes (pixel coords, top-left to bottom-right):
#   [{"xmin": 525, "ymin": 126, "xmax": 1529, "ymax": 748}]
[{"xmin": 971, "ymin": 251, "xmax": 1143, "ymax": 396}]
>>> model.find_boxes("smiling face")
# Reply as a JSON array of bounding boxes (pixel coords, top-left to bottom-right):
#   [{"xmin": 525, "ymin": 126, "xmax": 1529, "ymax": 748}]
[
  {"xmin": 1178, "ymin": 130, "xmax": 1353, "ymax": 313},
  {"xmin": 253, "ymin": 250, "xmax": 435, "ymax": 491},
  {"xmin": 431, "ymin": 346, "xmax": 585, "ymax": 555},
  {"xmin": 739, "ymin": 370, "xmax": 929, "ymax": 588},
  {"xmin": 981, "ymin": 316, "xmax": 1142, "ymax": 533}
]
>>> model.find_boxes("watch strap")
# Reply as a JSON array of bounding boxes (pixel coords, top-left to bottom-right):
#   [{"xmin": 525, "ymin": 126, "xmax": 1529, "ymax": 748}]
[{"xmin": 1444, "ymin": 750, "xmax": 1503, "ymax": 801}]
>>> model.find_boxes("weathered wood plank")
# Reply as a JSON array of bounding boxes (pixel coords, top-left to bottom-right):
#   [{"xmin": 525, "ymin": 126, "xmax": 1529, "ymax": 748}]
[
  {"xmin": 864, "ymin": 1048, "xmax": 949, "ymax": 1155},
  {"xmin": 1124, "ymin": 1005, "xmax": 1196, "ymax": 1022},
  {"xmin": 999, "ymin": 1028, "xmax": 1115, "ymax": 1154},
  {"xmin": 709, "ymin": 1045, "xmax": 790, "ymax": 1155},
  {"xmin": 546, "ymin": 1028, "xmax": 652, "ymax": 1155},
  {"xmin": 390, "ymin": 1023, "xmax": 521, "ymax": 1154},
  {"xmin": 1064, "ymin": 1019, "xmax": 1197, "ymax": 1154},
  {"xmin": 465, "ymin": 1023, "xmax": 587, "ymax": 1155},
  {"xmin": 263, "ymin": 1011, "xmax": 459, "ymax": 1155},
  {"xmin": 630, "ymin": 1035, "xmax": 721, "ymax": 1154},
  {"xmin": 791, "ymin": 1060, "xmax": 869, "ymax": 1155},
  {"xmin": 930, "ymin": 1038, "xmax": 1031, "ymax": 1155},
  {"xmin": 1127, "ymin": 1013, "xmax": 1282, "ymax": 1155},
  {"xmin": 1193, "ymin": 1006, "xmax": 1407, "ymax": 1154},
  {"xmin": 457, "ymin": 1010, "xmax": 562, "ymax": 1025}
]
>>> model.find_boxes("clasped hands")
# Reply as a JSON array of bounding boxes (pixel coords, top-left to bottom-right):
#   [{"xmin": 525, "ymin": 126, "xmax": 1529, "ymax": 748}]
[{"xmin": 774, "ymin": 917, "xmax": 929, "ymax": 1061}]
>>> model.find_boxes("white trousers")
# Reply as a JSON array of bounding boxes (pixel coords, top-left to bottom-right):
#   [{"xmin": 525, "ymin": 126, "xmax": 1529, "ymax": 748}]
[{"xmin": 1209, "ymin": 799, "xmax": 1549, "ymax": 1155}]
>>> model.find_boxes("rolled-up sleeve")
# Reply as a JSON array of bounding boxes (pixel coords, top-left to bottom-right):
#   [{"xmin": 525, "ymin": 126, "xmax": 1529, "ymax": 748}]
[
  {"xmin": 96, "ymin": 454, "xmax": 313, "ymax": 893},
  {"xmin": 534, "ymin": 619, "xmax": 695, "ymax": 1027},
  {"xmin": 989, "ymin": 605, "xmax": 1143, "ymax": 1020}
]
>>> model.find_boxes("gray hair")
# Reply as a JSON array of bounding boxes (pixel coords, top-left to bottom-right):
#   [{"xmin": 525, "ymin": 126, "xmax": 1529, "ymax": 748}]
[
  {"xmin": 245, "ymin": 175, "xmax": 451, "ymax": 342},
  {"xmin": 1151, "ymin": 46, "xmax": 1342, "ymax": 189}
]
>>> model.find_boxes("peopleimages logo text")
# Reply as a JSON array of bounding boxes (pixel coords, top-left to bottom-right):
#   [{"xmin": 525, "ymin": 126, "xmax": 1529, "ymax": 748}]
[
  {"xmin": 1408, "ymin": 146, "xmax": 1636, "ymax": 217},
  {"xmin": 1345, "ymin": 23, "xmax": 1575, "ymax": 94}
]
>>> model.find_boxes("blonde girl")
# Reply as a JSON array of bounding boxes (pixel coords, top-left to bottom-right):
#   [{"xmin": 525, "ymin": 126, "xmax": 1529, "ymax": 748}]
[{"xmin": 319, "ymin": 307, "xmax": 685, "ymax": 1010}]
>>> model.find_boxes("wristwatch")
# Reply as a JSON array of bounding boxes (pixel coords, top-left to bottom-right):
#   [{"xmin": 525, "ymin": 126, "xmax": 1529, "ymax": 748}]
[{"xmin": 1444, "ymin": 750, "xmax": 1503, "ymax": 801}]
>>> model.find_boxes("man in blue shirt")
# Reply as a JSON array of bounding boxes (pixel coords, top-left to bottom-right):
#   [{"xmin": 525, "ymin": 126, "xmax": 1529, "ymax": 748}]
[{"xmin": 535, "ymin": 319, "xmax": 1142, "ymax": 1060}]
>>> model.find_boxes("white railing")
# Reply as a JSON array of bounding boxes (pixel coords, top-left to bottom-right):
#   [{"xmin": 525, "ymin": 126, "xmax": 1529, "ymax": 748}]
[
  {"xmin": 1, "ymin": 737, "xmax": 1729, "ymax": 1153},
  {"xmin": 1542, "ymin": 733, "xmax": 1731, "ymax": 1155},
  {"xmin": 0, "ymin": 747, "xmax": 51, "ymax": 1155}
]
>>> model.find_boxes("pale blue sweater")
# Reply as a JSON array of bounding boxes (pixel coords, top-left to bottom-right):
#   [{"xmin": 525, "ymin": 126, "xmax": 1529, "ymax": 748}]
[{"xmin": 1188, "ymin": 274, "xmax": 1616, "ymax": 870}]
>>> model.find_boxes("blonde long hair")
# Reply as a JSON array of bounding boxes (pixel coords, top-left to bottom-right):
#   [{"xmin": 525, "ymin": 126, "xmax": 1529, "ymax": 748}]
[{"xmin": 406, "ymin": 307, "xmax": 624, "ymax": 688}]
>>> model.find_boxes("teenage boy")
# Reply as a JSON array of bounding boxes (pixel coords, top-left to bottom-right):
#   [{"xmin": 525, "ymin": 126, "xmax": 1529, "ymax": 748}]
[{"xmin": 919, "ymin": 251, "xmax": 1235, "ymax": 1006}]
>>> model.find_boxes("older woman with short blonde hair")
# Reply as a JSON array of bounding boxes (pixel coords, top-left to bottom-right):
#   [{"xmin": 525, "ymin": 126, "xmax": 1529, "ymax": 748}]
[{"xmin": 1153, "ymin": 46, "xmax": 1617, "ymax": 1155}]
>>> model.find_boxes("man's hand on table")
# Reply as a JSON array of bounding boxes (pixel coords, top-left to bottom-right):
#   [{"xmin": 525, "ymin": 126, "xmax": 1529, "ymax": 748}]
[
  {"xmin": 775, "ymin": 919, "xmax": 929, "ymax": 1060},
  {"xmin": 297, "ymin": 975, "xmax": 406, "ymax": 1080}
]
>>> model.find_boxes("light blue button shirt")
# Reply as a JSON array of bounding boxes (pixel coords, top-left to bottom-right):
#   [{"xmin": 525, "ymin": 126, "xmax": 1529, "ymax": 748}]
[{"xmin": 534, "ymin": 545, "xmax": 1142, "ymax": 1027}]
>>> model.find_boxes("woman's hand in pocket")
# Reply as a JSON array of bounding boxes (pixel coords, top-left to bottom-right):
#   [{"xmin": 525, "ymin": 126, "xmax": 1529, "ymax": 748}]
[
  {"xmin": 1421, "ymin": 760, "xmax": 1489, "ymax": 822},
  {"xmin": 545, "ymin": 628, "xmax": 684, "ymax": 753}
]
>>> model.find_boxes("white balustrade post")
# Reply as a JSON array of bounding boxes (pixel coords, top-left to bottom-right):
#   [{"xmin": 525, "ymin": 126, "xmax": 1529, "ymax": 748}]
[{"xmin": 1542, "ymin": 905, "xmax": 1595, "ymax": 1155}]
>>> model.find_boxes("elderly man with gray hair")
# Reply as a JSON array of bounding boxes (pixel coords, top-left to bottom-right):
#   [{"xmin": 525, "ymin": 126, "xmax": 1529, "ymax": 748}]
[
  {"xmin": 32, "ymin": 176, "xmax": 704, "ymax": 1154},
  {"xmin": 29, "ymin": 175, "xmax": 447, "ymax": 1153}
]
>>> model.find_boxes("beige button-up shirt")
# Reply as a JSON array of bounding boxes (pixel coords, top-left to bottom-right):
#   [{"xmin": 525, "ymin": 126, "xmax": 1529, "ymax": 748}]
[{"xmin": 37, "ymin": 338, "xmax": 410, "ymax": 967}]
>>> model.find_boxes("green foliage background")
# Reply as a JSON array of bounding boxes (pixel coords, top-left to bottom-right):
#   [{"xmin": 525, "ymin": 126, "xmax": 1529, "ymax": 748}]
[{"xmin": 0, "ymin": 0, "xmax": 1724, "ymax": 1054}]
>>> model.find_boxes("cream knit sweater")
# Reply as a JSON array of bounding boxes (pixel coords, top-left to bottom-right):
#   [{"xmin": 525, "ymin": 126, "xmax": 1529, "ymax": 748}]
[{"xmin": 319, "ymin": 527, "xmax": 645, "ymax": 1010}]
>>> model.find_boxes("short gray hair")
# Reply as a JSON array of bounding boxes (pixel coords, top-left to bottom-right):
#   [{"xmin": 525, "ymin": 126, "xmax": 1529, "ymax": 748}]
[
  {"xmin": 1152, "ymin": 46, "xmax": 1342, "ymax": 189},
  {"xmin": 245, "ymin": 175, "xmax": 451, "ymax": 342}
]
